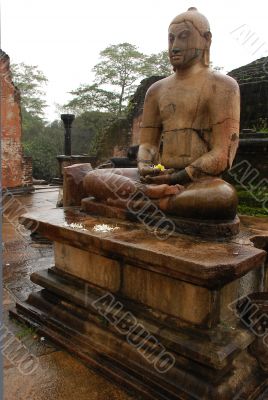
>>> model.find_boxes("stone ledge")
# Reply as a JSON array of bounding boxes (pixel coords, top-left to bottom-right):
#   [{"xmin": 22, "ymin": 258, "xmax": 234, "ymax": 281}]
[
  {"xmin": 19, "ymin": 207, "xmax": 266, "ymax": 289},
  {"xmin": 81, "ymin": 198, "xmax": 240, "ymax": 238}
]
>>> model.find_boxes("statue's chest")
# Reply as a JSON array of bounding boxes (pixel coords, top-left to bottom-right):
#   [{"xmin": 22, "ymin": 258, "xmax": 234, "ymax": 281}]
[{"xmin": 158, "ymin": 84, "xmax": 207, "ymax": 126}]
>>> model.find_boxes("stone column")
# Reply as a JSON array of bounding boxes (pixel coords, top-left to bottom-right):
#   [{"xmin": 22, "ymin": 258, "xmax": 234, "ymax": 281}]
[{"xmin": 61, "ymin": 114, "xmax": 75, "ymax": 156}]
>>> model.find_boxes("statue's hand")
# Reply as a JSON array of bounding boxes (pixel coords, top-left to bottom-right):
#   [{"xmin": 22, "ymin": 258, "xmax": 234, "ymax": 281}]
[
  {"xmin": 143, "ymin": 169, "xmax": 191, "ymax": 185},
  {"xmin": 139, "ymin": 165, "xmax": 161, "ymax": 177},
  {"xmin": 143, "ymin": 174, "xmax": 172, "ymax": 184},
  {"xmin": 139, "ymin": 163, "xmax": 175, "ymax": 178}
]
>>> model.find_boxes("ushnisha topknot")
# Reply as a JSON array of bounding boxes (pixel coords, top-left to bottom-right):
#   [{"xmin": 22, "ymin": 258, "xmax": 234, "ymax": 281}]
[{"xmin": 169, "ymin": 7, "xmax": 211, "ymax": 37}]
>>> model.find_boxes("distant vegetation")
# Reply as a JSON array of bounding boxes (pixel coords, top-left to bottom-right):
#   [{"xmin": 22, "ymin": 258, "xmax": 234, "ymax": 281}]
[
  {"xmin": 236, "ymin": 187, "xmax": 268, "ymax": 217},
  {"xmin": 12, "ymin": 43, "xmax": 171, "ymax": 180},
  {"xmin": 11, "ymin": 51, "xmax": 267, "ymax": 218}
]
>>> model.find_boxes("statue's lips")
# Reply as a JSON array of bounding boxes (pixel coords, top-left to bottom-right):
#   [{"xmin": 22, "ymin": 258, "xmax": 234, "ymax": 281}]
[{"xmin": 171, "ymin": 55, "xmax": 183, "ymax": 60}]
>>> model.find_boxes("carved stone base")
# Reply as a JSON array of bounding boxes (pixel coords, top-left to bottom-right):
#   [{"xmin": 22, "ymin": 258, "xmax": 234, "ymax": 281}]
[
  {"xmin": 11, "ymin": 268, "xmax": 268, "ymax": 400},
  {"xmin": 15, "ymin": 208, "xmax": 267, "ymax": 399},
  {"xmin": 81, "ymin": 198, "xmax": 240, "ymax": 238}
]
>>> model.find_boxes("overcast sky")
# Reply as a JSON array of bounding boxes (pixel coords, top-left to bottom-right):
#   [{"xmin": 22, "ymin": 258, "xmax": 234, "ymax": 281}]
[{"xmin": 2, "ymin": 0, "xmax": 268, "ymax": 121}]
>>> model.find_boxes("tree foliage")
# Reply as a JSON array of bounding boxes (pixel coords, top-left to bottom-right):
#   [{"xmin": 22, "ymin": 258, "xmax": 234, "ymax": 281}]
[
  {"xmin": 64, "ymin": 43, "xmax": 172, "ymax": 117},
  {"xmin": 20, "ymin": 108, "xmax": 45, "ymax": 142},
  {"xmin": 15, "ymin": 44, "xmax": 173, "ymax": 180},
  {"xmin": 22, "ymin": 110, "xmax": 113, "ymax": 180},
  {"xmin": 11, "ymin": 63, "xmax": 48, "ymax": 117},
  {"xmin": 10, "ymin": 63, "xmax": 65, "ymax": 181},
  {"xmin": 23, "ymin": 119, "xmax": 63, "ymax": 181},
  {"xmin": 93, "ymin": 42, "xmax": 144, "ymax": 114},
  {"xmin": 66, "ymin": 84, "xmax": 120, "ymax": 114},
  {"xmin": 72, "ymin": 111, "xmax": 112, "ymax": 155},
  {"xmin": 141, "ymin": 51, "xmax": 172, "ymax": 77}
]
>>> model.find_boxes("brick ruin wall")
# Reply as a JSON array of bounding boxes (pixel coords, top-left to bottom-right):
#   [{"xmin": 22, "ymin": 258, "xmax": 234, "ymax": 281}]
[
  {"xmin": 0, "ymin": 50, "xmax": 33, "ymax": 189},
  {"xmin": 22, "ymin": 156, "xmax": 34, "ymax": 186}
]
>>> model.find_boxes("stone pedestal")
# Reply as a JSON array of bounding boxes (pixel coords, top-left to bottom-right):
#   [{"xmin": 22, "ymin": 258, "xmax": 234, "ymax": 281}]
[
  {"xmin": 12, "ymin": 208, "xmax": 268, "ymax": 399},
  {"xmin": 55, "ymin": 155, "xmax": 97, "ymax": 185},
  {"xmin": 81, "ymin": 198, "xmax": 240, "ymax": 239}
]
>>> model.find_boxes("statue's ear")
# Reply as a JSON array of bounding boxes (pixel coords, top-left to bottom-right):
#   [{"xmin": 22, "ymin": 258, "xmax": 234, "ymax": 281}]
[{"xmin": 204, "ymin": 31, "xmax": 212, "ymax": 45}]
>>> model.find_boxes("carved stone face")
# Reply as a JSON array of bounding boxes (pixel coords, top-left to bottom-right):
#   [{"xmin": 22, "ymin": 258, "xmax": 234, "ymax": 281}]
[{"xmin": 168, "ymin": 21, "xmax": 208, "ymax": 69}]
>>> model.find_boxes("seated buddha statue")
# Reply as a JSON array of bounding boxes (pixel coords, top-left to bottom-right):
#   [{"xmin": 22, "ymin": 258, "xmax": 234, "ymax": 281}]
[{"xmin": 81, "ymin": 7, "xmax": 240, "ymax": 221}]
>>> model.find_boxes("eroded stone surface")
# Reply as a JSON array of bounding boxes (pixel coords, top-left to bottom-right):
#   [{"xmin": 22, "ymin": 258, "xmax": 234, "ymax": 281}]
[
  {"xmin": 3, "ymin": 187, "xmax": 132, "ymax": 400},
  {"xmin": 4, "ymin": 187, "xmax": 268, "ymax": 399},
  {"xmin": 54, "ymin": 242, "xmax": 121, "ymax": 291},
  {"xmin": 20, "ymin": 207, "xmax": 266, "ymax": 288},
  {"xmin": 63, "ymin": 163, "xmax": 93, "ymax": 206},
  {"xmin": 81, "ymin": 198, "xmax": 240, "ymax": 238},
  {"xmin": 0, "ymin": 50, "xmax": 33, "ymax": 189},
  {"xmin": 13, "ymin": 269, "xmax": 266, "ymax": 400}
]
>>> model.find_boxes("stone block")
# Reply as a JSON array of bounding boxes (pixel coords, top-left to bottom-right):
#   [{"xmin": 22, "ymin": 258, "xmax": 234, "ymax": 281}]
[
  {"xmin": 122, "ymin": 263, "xmax": 212, "ymax": 325},
  {"xmin": 63, "ymin": 163, "xmax": 93, "ymax": 206},
  {"xmin": 54, "ymin": 242, "xmax": 121, "ymax": 292}
]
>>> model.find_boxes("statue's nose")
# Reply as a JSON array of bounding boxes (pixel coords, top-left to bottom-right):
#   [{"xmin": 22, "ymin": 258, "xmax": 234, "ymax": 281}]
[{"xmin": 172, "ymin": 48, "xmax": 181, "ymax": 54}]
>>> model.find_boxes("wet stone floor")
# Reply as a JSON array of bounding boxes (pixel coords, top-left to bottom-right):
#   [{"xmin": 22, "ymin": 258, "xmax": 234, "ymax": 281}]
[{"xmin": 2, "ymin": 186, "xmax": 133, "ymax": 400}]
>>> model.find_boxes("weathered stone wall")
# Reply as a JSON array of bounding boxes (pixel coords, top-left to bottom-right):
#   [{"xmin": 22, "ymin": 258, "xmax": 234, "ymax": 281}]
[
  {"xmin": 113, "ymin": 145, "xmax": 129, "ymax": 158},
  {"xmin": 100, "ymin": 117, "xmax": 130, "ymax": 162},
  {"xmin": 128, "ymin": 76, "xmax": 165, "ymax": 146},
  {"xmin": 226, "ymin": 132, "xmax": 268, "ymax": 181},
  {"xmin": 22, "ymin": 156, "xmax": 34, "ymax": 186},
  {"xmin": 228, "ymin": 57, "xmax": 268, "ymax": 130},
  {"xmin": 0, "ymin": 50, "xmax": 33, "ymax": 189}
]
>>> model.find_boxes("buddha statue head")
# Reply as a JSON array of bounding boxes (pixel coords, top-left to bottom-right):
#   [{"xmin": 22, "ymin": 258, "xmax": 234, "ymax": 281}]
[{"xmin": 168, "ymin": 7, "xmax": 212, "ymax": 70}]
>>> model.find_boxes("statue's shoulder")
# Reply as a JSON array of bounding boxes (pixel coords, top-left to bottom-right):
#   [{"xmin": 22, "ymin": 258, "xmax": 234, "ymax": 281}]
[
  {"xmin": 146, "ymin": 75, "xmax": 173, "ymax": 95},
  {"xmin": 208, "ymin": 70, "xmax": 239, "ymax": 91}
]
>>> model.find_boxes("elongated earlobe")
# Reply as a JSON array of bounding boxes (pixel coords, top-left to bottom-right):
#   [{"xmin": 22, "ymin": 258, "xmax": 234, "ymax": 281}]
[
  {"xmin": 203, "ymin": 31, "xmax": 212, "ymax": 66},
  {"xmin": 203, "ymin": 49, "xmax": 210, "ymax": 67}
]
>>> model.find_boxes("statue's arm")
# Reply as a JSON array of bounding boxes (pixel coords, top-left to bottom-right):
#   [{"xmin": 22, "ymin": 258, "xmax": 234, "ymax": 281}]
[
  {"xmin": 137, "ymin": 86, "xmax": 162, "ymax": 176},
  {"xmin": 186, "ymin": 76, "xmax": 240, "ymax": 180}
]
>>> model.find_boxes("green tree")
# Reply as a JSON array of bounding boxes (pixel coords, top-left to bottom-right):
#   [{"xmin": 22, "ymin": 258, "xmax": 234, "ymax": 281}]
[
  {"xmin": 65, "ymin": 43, "xmax": 145, "ymax": 116},
  {"xmin": 10, "ymin": 62, "xmax": 68, "ymax": 181},
  {"xmin": 66, "ymin": 84, "xmax": 120, "ymax": 114},
  {"xmin": 65, "ymin": 43, "xmax": 174, "ymax": 117},
  {"xmin": 20, "ymin": 108, "xmax": 45, "ymax": 142},
  {"xmin": 71, "ymin": 111, "xmax": 112, "ymax": 154},
  {"xmin": 11, "ymin": 63, "xmax": 48, "ymax": 117},
  {"xmin": 23, "ymin": 120, "xmax": 64, "ymax": 181},
  {"xmin": 141, "ymin": 50, "xmax": 172, "ymax": 77},
  {"xmin": 93, "ymin": 43, "xmax": 145, "ymax": 115}
]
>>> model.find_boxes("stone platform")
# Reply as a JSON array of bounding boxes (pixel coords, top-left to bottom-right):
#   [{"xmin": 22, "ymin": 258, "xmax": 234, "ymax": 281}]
[
  {"xmin": 81, "ymin": 198, "xmax": 240, "ymax": 239},
  {"xmin": 12, "ymin": 207, "xmax": 268, "ymax": 399}
]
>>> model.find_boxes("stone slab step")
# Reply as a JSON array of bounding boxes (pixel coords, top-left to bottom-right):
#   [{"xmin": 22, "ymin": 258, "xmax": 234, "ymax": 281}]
[
  {"xmin": 30, "ymin": 267, "xmax": 254, "ymax": 371},
  {"xmin": 10, "ymin": 288, "xmax": 266, "ymax": 400}
]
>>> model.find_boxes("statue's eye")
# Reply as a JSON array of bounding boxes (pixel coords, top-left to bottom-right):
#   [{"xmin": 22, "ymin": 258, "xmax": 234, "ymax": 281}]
[
  {"xmin": 169, "ymin": 34, "xmax": 175, "ymax": 43},
  {"xmin": 179, "ymin": 31, "xmax": 190, "ymax": 39}
]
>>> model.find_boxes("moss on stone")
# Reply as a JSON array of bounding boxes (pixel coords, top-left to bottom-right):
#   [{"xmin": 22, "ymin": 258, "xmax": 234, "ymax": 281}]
[
  {"xmin": 236, "ymin": 185, "xmax": 268, "ymax": 217},
  {"xmin": 238, "ymin": 204, "xmax": 267, "ymax": 217}
]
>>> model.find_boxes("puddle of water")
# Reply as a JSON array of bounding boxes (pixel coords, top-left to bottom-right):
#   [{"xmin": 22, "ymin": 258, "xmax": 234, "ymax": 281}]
[{"xmin": 92, "ymin": 224, "xmax": 120, "ymax": 233}]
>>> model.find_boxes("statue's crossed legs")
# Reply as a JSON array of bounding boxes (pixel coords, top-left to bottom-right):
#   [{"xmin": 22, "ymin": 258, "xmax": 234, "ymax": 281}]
[{"xmin": 83, "ymin": 168, "xmax": 238, "ymax": 220}]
